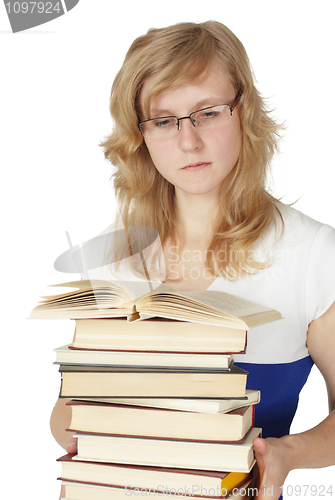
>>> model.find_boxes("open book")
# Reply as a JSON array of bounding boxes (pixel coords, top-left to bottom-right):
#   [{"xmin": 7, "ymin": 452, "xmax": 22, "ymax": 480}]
[{"xmin": 30, "ymin": 279, "xmax": 282, "ymax": 329}]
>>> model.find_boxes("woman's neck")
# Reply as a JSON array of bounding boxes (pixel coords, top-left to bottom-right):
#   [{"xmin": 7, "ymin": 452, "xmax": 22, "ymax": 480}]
[
  {"xmin": 162, "ymin": 189, "xmax": 220, "ymax": 291},
  {"xmin": 174, "ymin": 189, "xmax": 218, "ymax": 244}
]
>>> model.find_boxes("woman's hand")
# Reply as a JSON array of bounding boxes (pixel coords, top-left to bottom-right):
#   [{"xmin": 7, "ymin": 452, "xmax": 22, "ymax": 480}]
[{"xmin": 253, "ymin": 436, "xmax": 293, "ymax": 499}]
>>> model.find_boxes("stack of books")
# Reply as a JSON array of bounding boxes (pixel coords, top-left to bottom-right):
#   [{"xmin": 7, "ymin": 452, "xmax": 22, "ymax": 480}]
[{"xmin": 31, "ymin": 279, "xmax": 282, "ymax": 500}]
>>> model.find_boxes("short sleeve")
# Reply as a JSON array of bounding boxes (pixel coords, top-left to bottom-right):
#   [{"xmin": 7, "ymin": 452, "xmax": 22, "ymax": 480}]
[{"xmin": 305, "ymin": 224, "xmax": 335, "ymax": 323}]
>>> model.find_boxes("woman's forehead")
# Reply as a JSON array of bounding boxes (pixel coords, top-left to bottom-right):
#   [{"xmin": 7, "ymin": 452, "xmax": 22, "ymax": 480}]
[{"xmin": 139, "ymin": 61, "xmax": 234, "ymax": 113}]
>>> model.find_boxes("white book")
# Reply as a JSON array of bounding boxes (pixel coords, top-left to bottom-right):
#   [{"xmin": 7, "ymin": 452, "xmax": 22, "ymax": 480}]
[
  {"xmin": 73, "ymin": 427, "xmax": 261, "ymax": 473},
  {"xmin": 54, "ymin": 344, "xmax": 234, "ymax": 370},
  {"xmin": 73, "ymin": 389, "xmax": 260, "ymax": 414}
]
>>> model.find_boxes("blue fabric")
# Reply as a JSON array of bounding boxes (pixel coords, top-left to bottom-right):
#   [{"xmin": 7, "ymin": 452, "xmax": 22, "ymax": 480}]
[
  {"xmin": 235, "ymin": 356, "xmax": 314, "ymax": 438},
  {"xmin": 234, "ymin": 358, "xmax": 314, "ymax": 500}
]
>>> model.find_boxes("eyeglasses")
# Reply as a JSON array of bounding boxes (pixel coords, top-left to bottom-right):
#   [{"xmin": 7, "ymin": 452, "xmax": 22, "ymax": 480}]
[{"xmin": 138, "ymin": 95, "xmax": 240, "ymax": 139}]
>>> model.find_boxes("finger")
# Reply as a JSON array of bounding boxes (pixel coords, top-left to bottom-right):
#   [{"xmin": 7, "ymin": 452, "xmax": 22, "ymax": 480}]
[
  {"xmin": 253, "ymin": 437, "xmax": 269, "ymax": 456},
  {"xmin": 66, "ymin": 438, "xmax": 78, "ymax": 454}
]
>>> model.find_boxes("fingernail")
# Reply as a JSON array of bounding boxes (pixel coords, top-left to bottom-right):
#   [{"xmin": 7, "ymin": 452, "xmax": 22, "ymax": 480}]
[{"xmin": 66, "ymin": 440, "xmax": 77, "ymax": 452}]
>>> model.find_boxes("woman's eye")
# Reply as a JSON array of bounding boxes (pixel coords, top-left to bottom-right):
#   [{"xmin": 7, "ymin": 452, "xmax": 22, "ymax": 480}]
[
  {"xmin": 154, "ymin": 118, "xmax": 174, "ymax": 128},
  {"xmin": 200, "ymin": 111, "xmax": 219, "ymax": 119}
]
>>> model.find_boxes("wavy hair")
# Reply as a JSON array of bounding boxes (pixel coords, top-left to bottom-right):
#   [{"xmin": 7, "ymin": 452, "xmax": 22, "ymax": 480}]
[{"xmin": 101, "ymin": 21, "xmax": 283, "ymax": 280}]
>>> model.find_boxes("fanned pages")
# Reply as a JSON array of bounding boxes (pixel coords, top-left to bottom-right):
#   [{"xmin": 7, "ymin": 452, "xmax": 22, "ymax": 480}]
[{"xmin": 31, "ymin": 279, "xmax": 282, "ymax": 329}]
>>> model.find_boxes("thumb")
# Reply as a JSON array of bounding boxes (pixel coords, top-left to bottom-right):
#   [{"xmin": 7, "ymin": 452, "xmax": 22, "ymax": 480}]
[
  {"xmin": 253, "ymin": 437, "xmax": 269, "ymax": 456},
  {"xmin": 66, "ymin": 437, "xmax": 78, "ymax": 454}
]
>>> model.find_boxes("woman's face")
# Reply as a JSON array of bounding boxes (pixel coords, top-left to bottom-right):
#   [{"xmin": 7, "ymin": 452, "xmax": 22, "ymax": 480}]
[{"xmin": 138, "ymin": 62, "xmax": 242, "ymax": 201}]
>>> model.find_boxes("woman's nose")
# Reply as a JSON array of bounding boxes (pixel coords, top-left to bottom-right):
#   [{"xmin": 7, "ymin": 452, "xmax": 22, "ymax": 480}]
[{"xmin": 177, "ymin": 118, "xmax": 203, "ymax": 152}]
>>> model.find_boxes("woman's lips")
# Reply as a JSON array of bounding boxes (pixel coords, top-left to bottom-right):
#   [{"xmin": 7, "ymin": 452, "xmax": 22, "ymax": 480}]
[{"xmin": 182, "ymin": 162, "xmax": 211, "ymax": 171}]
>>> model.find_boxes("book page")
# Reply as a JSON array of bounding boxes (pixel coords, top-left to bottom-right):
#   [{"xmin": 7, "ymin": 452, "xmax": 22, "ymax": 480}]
[
  {"xmin": 138, "ymin": 289, "xmax": 282, "ymax": 328},
  {"xmin": 181, "ymin": 290, "xmax": 277, "ymax": 316},
  {"xmin": 49, "ymin": 279, "xmax": 172, "ymax": 300},
  {"xmin": 114, "ymin": 280, "xmax": 173, "ymax": 300}
]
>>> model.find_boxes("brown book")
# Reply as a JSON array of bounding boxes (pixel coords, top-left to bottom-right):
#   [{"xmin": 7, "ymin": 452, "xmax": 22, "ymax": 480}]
[
  {"xmin": 72, "ymin": 427, "xmax": 260, "ymax": 472},
  {"xmin": 58, "ymin": 455, "xmax": 254, "ymax": 498},
  {"xmin": 60, "ymin": 478, "xmax": 254, "ymax": 499},
  {"xmin": 67, "ymin": 401, "xmax": 255, "ymax": 443},
  {"xmin": 59, "ymin": 364, "xmax": 248, "ymax": 399}
]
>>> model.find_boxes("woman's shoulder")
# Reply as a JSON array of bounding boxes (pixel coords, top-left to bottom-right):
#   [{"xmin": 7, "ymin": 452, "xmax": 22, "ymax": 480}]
[
  {"xmin": 249, "ymin": 202, "xmax": 335, "ymax": 274},
  {"xmin": 275, "ymin": 202, "xmax": 335, "ymax": 243}
]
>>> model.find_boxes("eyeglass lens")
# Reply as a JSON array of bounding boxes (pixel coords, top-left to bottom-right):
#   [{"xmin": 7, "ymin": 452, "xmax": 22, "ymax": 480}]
[{"xmin": 139, "ymin": 104, "xmax": 233, "ymax": 139}]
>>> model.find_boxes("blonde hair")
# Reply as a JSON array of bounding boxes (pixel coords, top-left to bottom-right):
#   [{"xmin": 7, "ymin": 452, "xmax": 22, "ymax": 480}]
[{"xmin": 101, "ymin": 21, "xmax": 283, "ymax": 280}]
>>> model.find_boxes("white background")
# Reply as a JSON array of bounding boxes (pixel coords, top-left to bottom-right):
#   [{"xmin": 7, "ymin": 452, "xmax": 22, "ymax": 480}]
[{"xmin": 1, "ymin": 1, "xmax": 334, "ymax": 498}]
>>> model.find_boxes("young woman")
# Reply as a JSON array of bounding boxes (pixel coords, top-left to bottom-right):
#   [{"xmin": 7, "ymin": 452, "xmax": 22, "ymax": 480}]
[{"xmin": 51, "ymin": 21, "xmax": 335, "ymax": 499}]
